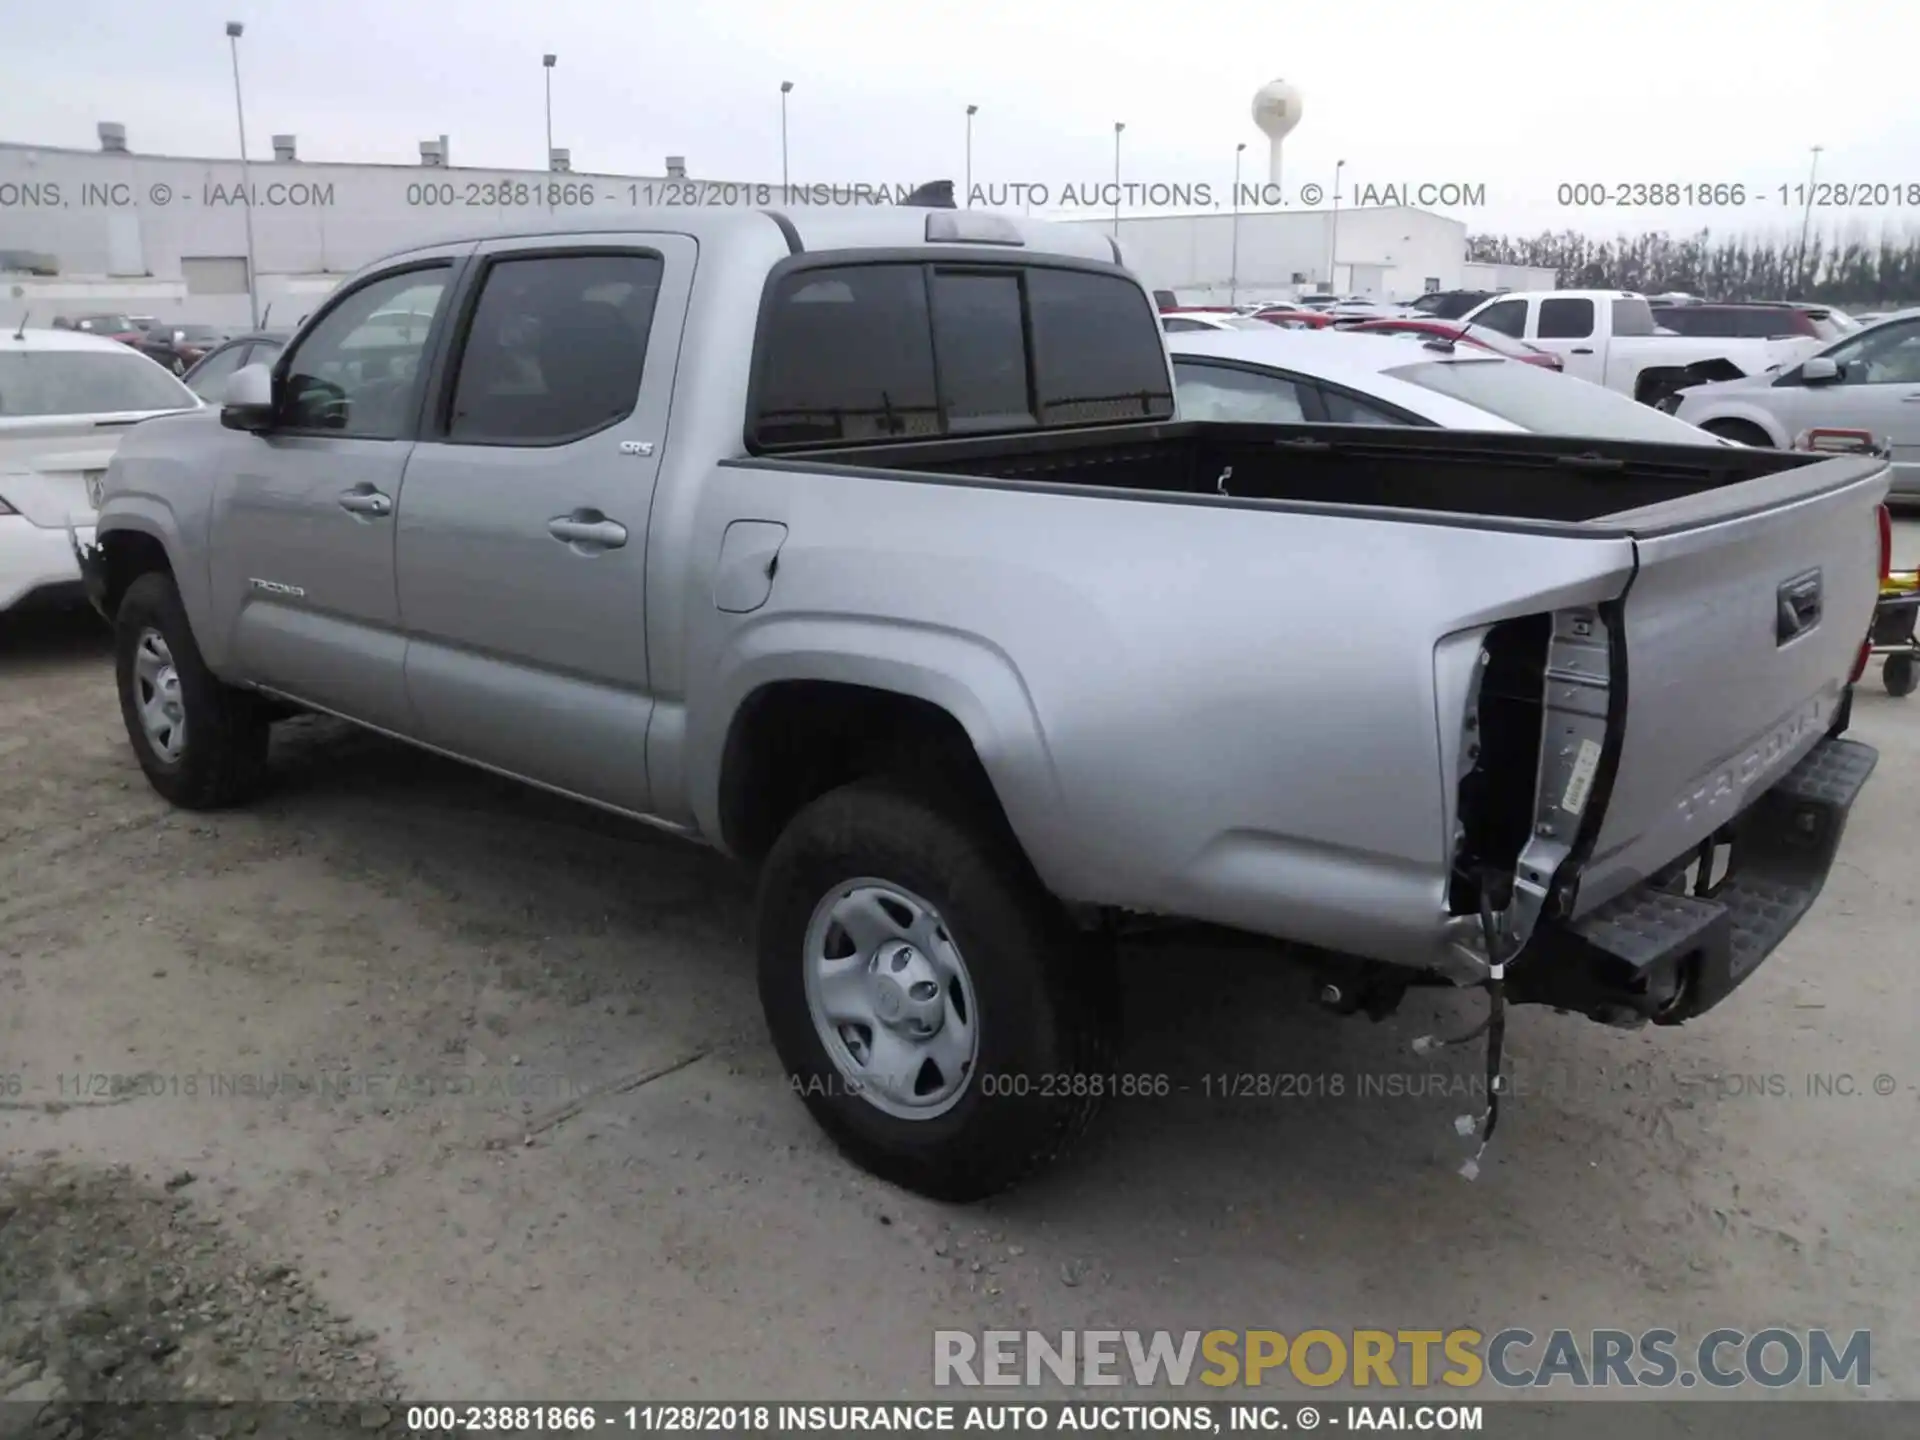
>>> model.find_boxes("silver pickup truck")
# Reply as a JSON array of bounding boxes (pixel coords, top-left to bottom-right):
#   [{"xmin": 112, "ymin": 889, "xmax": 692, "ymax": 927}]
[{"xmin": 81, "ymin": 207, "xmax": 1888, "ymax": 1200}]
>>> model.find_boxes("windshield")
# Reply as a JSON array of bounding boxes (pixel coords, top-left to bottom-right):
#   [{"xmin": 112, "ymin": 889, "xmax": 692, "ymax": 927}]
[
  {"xmin": 0, "ymin": 350, "xmax": 200, "ymax": 418},
  {"xmin": 75, "ymin": 314, "xmax": 136, "ymax": 334},
  {"xmin": 1382, "ymin": 358, "xmax": 1724, "ymax": 444}
]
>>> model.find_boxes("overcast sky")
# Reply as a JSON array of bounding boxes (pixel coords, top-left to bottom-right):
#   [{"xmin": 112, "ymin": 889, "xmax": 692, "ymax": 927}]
[{"xmin": 5, "ymin": 0, "xmax": 1916, "ymax": 240}]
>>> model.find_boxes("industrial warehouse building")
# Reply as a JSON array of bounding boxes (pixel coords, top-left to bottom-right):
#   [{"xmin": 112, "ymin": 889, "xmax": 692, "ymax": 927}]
[{"xmin": 2, "ymin": 126, "xmax": 1552, "ymax": 330}]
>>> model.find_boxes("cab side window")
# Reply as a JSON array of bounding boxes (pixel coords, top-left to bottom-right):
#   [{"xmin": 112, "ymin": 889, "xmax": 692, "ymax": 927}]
[
  {"xmin": 1536, "ymin": 298, "xmax": 1595, "ymax": 340},
  {"xmin": 1826, "ymin": 319, "xmax": 1920, "ymax": 385},
  {"xmin": 446, "ymin": 253, "xmax": 663, "ymax": 445},
  {"xmin": 280, "ymin": 267, "xmax": 451, "ymax": 437}
]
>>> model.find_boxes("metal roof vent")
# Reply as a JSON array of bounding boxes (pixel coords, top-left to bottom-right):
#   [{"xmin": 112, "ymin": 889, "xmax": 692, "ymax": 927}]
[
  {"xmin": 419, "ymin": 135, "xmax": 448, "ymax": 168},
  {"xmin": 98, "ymin": 122, "xmax": 128, "ymax": 153},
  {"xmin": 665, "ymin": 156, "xmax": 687, "ymax": 179},
  {"xmin": 272, "ymin": 134, "xmax": 297, "ymax": 161},
  {"xmin": 549, "ymin": 148, "xmax": 571, "ymax": 173}
]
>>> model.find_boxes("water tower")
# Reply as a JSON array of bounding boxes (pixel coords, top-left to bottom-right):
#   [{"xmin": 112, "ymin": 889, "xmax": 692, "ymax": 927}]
[{"xmin": 1250, "ymin": 80, "xmax": 1303, "ymax": 186}]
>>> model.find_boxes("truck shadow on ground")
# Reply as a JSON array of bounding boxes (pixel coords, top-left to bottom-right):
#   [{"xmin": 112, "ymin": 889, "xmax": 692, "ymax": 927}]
[
  {"xmin": 0, "ymin": 604, "xmax": 111, "ymax": 668},
  {"xmin": 242, "ymin": 715, "xmax": 1721, "ymax": 1276}
]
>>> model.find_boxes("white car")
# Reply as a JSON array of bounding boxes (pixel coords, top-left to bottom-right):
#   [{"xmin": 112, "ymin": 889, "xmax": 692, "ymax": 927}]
[
  {"xmin": 1, "ymin": 326, "xmax": 201, "ymax": 612},
  {"xmin": 1164, "ymin": 327, "xmax": 1731, "ymax": 444},
  {"xmin": 1668, "ymin": 306, "xmax": 1920, "ymax": 503},
  {"xmin": 1160, "ymin": 312, "xmax": 1278, "ymax": 333}
]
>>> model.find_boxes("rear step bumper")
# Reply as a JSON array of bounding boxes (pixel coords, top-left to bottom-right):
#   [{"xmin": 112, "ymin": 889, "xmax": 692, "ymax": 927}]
[{"xmin": 1507, "ymin": 735, "xmax": 1878, "ymax": 1026}]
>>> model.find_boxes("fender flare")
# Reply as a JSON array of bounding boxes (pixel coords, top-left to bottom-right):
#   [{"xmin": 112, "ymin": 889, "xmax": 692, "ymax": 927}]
[{"xmin": 687, "ymin": 614, "xmax": 1071, "ymax": 875}]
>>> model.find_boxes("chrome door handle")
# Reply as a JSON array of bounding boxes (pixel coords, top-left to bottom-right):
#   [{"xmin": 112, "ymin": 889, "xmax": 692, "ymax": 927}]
[
  {"xmin": 547, "ymin": 514, "xmax": 628, "ymax": 549},
  {"xmin": 338, "ymin": 489, "xmax": 392, "ymax": 516}
]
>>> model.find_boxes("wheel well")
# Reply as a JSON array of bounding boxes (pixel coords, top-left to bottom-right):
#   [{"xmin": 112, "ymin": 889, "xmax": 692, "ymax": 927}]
[
  {"xmin": 98, "ymin": 530, "xmax": 173, "ymax": 618},
  {"xmin": 718, "ymin": 682, "xmax": 1015, "ymax": 866},
  {"xmin": 1701, "ymin": 417, "xmax": 1774, "ymax": 447}
]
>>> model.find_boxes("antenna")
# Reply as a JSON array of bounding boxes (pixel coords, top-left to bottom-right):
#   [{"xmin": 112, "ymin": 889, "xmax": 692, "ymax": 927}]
[{"xmin": 12, "ymin": 309, "xmax": 27, "ymax": 341}]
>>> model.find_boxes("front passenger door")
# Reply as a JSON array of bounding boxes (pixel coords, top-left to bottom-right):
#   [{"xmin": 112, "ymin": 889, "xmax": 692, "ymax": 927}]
[{"xmin": 208, "ymin": 261, "xmax": 460, "ymax": 731}]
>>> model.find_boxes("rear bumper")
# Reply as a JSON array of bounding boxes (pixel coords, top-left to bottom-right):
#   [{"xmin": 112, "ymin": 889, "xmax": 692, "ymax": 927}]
[
  {"xmin": 0, "ymin": 514, "xmax": 92, "ymax": 613},
  {"xmin": 1507, "ymin": 734, "xmax": 1877, "ymax": 1026}
]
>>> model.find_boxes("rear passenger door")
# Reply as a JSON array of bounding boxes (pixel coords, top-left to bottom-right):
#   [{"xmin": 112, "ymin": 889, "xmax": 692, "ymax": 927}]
[{"xmin": 395, "ymin": 235, "xmax": 695, "ymax": 815}]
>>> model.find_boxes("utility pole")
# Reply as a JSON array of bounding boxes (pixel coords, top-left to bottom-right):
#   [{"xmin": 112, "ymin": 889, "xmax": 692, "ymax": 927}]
[
  {"xmin": 225, "ymin": 21, "xmax": 260, "ymax": 330},
  {"xmin": 966, "ymin": 104, "xmax": 978, "ymax": 208},
  {"xmin": 1231, "ymin": 141, "xmax": 1246, "ymax": 305},
  {"xmin": 780, "ymin": 81, "xmax": 794, "ymax": 199},
  {"xmin": 1112, "ymin": 121, "xmax": 1125, "ymax": 236}
]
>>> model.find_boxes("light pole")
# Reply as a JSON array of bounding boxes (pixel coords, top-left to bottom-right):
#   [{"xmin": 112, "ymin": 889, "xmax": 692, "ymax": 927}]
[
  {"xmin": 1798, "ymin": 144, "xmax": 1824, "ymax": 291},
  {"xmin": 1112, "ymin": 121, "xmax": 1125, "ymax": 236},
  {"xmin": 224, "ymin": 22, "xmax": 260, "ymax": 331},
  {"xmin": 1231, "ymin": 141, "xmax": 1246, "ymax": 305},
  {"xmin": 1327, "ymin": 158, "xmax": 1346, "ymax": 295},
  {"xmin": 780, "ymin": 81, "xmax": 793, "ymax": 199},
  {"xmin": 965, "ymin": 104, "xmax": 978, "ymax": 208},
  {"xmin": 543, "ymin": 54, "xmax": 556, "ymax": 165}
]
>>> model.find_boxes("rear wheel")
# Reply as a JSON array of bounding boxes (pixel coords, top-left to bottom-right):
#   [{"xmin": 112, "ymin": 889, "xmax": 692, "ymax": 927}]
[
  {"xmin": 114, "ymin": 571, "xmax": 272, "ymax": 808},
  {"xmin": 755, "ymin": 779, "xmax": 1115, "ymax": 1201},
  {"xmin": 1703, "ymin": 418, "xmax": 1774, "ymax": 448}
]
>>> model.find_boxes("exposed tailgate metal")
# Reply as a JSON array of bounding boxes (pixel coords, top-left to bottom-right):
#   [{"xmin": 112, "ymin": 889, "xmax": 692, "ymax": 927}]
[{"xmin": 1573, "ymin": 455, "xmax": 1888, "ymax": 915}]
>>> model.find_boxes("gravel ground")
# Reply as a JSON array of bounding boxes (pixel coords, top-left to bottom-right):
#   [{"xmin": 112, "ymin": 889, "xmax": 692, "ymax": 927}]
[{"xmin": 3, "ymin": 522, "xmax": 1917, "ymax": 1412}]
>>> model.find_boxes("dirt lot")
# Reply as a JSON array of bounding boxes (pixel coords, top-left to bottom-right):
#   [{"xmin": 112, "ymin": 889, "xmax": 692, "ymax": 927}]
[{"xmin": 4, "ymin": 526, "xmax": 1918, "ymax": 1420}]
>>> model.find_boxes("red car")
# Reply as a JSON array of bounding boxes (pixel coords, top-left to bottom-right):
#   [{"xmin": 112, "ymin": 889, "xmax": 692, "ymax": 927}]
[
  {"xmin": 1251, "ymin": 308, "xmax": 1342, "ymax": 329},
  {"xmin": 1339, "ymin": 318, "xmax": 1563, "ymax": 370},
  {"xmin": 53, "ymin": 312, "xmax": 145, "ymax": 346}
]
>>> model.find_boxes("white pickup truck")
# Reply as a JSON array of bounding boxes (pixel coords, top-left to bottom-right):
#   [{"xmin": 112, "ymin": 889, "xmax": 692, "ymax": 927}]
[{"xmin": 1461, "ymin": 290, "xmax": 1825, "ymax": 407}]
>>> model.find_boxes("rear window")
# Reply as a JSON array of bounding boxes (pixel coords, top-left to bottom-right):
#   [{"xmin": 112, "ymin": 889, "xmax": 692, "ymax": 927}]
[
  {"xmin": 0, "ymin": 350, "xmax": 199, "ymax": 417},
  {"xmin": 750, "ymin": 262, "xmax": 1172, "ymax": 449},
  {"xmin": 1381, "ymin": 358, "xmax": 1725, "ymax": 444}
]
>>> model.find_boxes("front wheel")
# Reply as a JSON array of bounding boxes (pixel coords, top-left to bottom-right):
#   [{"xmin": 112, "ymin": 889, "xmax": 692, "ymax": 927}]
[
  {"xmin": 114, "ymin": 571, "xmax": 273, "ymax": 808},
  {"xmin": 755, "ymin": 780, "xmax": 1115, "ymax": 1201}
]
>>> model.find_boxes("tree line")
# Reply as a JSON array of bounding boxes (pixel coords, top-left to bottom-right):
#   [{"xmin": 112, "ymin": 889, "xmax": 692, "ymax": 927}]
[{"xmin": 1465, "ymin": 229, "xmax": 1920, "ymax": 307}]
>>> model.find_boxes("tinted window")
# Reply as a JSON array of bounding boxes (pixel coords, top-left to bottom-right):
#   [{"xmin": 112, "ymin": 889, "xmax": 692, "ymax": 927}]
[
  {"xmin": 751, "ymin": 263, "xmax": 1170, "ymax": 449},
  {"xmin": 1027, "ymin": 268, "xmax": 1174, "ymax": 425},
  {"xmin": 1472, "ymin": 299, "xmax": 1527, "ymax": 337},
  {"xmin": 447, "ymin": 253, "xmax": 661, "ymax": 445},
  {"xmin": 1163, "ymin": 317, "xmax": 1210, "ymax": 332},
  {"xmin": 0, "ymin": 350, "xmax": 199, "ymax": 417},
  {"xmin": 184, "ymin": 342, "xmax": 251, "ymax": 400},
  {"xmin": 281, "ymin": 266, "xmax": 450, "ymax": 437},
  {"xmin": 1610, "ymin": 298, "xmax": 1657, "ymax": 336},
  {"xmin": 754, "ymin": 265, "xmax": 940, "ymax": 446},
  {"xmin": 1383, "ymin": 358, "xmax": 1724, "ymax": 442},
  {"xmin": 1537, "ymin": 298, "xmax": 1595, "ymax": 339},
  {"xmin": 930, "ymin": 271, "xmax": 1031, "ymax": 430},
  {"xmin": 1172, "ymin": 361, "xmax": 1308, "ymax": 423}
]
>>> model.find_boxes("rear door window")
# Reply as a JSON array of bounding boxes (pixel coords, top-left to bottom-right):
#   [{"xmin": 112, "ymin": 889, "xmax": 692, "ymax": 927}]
[
  {"xmin": 1537, "ymin": 298, "xmax": 1596, "ymax": 339},
  {"xmin": 753, "ymin": 265, "xmax": 941, "ymax": 445}
]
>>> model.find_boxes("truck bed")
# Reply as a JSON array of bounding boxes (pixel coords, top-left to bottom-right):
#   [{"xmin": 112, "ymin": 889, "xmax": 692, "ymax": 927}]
[{"xmin": 775, "ymin": 419, "xmax": 1842, "ymax": 528}]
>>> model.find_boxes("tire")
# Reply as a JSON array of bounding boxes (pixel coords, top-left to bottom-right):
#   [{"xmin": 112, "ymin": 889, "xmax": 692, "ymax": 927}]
[
  {"xmin": 114, "ymin": 570, "xmax": 273, "ymax": 809},
  {"xmin": 1885, "ymin": 651, "xmax": 1917, "ymax": 699},
  {"xmin": 756, "ymin": 778, "xmax": 1116, "ymax": 1201},
  {"xmin": 1703, "ymin": 418, "xmax": 1773, "ymax": 448}
]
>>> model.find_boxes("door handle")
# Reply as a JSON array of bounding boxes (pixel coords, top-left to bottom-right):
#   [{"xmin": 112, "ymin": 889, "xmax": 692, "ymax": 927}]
[
  {"xmin": 338, "ymin": 489, "xmax": 392, "ymax": 516},
  {"xmin": 1900, "ymin": 393, "xmax": 1920, "ymax": 402},
  {"xmin": 547, "ymin": 513, "xmax": 628, "ymax": 549},
  {"xmin": 1571, "ymin": 347, "xmax": 1595, "ymax": 355}
]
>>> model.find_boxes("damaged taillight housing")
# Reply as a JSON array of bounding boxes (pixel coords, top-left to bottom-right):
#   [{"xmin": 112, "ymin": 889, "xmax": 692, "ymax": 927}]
[{"xmin": 1450, "ymin": 605, "xmax": 1618, "ymax": 953}]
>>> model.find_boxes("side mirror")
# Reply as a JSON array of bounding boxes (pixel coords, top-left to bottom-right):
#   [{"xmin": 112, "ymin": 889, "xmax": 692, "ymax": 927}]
[
  {"xmin": 1801, "ymin": 356, "xmax": 1840, "ymax": 384},
  {"xmin": 220, "ymin": 362, "xmax": 277, "ymax": 433}
]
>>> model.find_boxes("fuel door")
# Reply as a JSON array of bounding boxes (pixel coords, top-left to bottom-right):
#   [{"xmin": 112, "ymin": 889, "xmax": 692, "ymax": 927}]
[{"xmin": 713, "ymin": 520, "xmax": 788, "ymax": 614}]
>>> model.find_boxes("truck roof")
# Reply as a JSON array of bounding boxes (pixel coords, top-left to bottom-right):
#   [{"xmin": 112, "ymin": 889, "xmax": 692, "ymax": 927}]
[
  {"xmin": 1486, "ymin": 290, "xmax": 1642, "ymax": 302},
  {"xmin": 384, "ymin": 206, "xmax": 1125, "ymax": 267}
]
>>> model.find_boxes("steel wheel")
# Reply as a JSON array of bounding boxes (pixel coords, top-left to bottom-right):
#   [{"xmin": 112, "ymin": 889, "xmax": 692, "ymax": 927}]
[
  {"xmin": 132, "ymin": 627, "xmax": 187, "ymax": 763},
  {"xmin": 803, "ymin": 878, "xmax": 980, "ymax": 1120}
]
